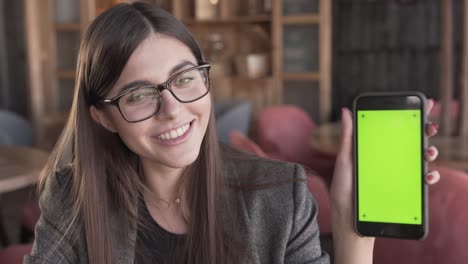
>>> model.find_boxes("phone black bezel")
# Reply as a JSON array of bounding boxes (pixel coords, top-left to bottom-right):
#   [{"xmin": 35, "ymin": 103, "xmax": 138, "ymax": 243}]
[{"xmin": 353, "ymin": 91, "xmax": 428, "ymax": 240}]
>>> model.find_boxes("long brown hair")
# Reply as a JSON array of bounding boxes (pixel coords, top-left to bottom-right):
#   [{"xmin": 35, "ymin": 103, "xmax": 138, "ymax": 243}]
[{"xmin": 38, "ymin": 3, "xmax": 245, "ymax": 263}]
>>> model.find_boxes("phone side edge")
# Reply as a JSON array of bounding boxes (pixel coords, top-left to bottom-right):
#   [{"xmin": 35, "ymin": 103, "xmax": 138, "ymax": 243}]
[
  {"xmin": 419, "ymin": 92, "xmax": 429, "ymax": 240},
  {"xmin": 352, "ymin": 94, "xmax": 365, "ymax": 237}
]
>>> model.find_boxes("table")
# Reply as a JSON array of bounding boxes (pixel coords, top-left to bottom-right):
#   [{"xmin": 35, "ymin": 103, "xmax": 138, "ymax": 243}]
[
  {"xmin": 310, "ymin": 123, "xmax": 341, "ymax": 156},
  {"xmin": 311, "ymin": 123, "xmax": 468, "ymax": 172},
  {"xmin": 0, "ymin": 146, "xmax": 49, "ymax": 194},
  {"xmin": 0, "ymin": 146, "xmax": 48, "ymax": 246}
]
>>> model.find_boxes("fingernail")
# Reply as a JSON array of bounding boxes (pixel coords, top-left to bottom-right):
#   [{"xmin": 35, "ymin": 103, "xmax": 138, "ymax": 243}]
[
  {"xmin": 427, "ymin": 174, "xmax": 434, "ymax": 182},
  {"xmin": 433, "ymin": 123, "xmax": 439, "ymax": 131},
  {"xmin": 427, "ymin": 148, "xmax": 435, "ymax": 156}
]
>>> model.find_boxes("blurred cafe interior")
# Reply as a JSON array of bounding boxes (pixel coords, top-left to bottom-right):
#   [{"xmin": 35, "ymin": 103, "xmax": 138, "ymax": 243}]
[{"xmin": 0, "ymin": 0, "xmax": 468, "ymax": 263}]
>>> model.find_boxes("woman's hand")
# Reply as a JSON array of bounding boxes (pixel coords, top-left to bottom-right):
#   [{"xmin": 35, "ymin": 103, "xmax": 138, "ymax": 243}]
[{"xmin": 330, "ymin": 99, "xmax": 440, "ymax": 264}]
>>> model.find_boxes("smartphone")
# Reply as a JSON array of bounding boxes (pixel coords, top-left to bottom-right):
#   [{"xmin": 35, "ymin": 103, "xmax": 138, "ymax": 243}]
[{"xmin": 353, "ymin": 91, "xmax": 428, "ymax": 240}]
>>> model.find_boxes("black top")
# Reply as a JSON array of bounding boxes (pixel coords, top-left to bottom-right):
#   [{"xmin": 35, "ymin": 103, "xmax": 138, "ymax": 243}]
[{"xmin": 135, "ymin": 200, "xmax": 186, "ymax": 264}]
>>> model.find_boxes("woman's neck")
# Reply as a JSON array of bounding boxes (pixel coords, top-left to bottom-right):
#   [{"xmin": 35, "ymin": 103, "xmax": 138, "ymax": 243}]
[
  {"xmin": 141, "ymin": 159, "xmax": 185, "ymax": 204},
  {"xmin": 141, "ymin": 159, "xmax": 189, "ymax": 234}
]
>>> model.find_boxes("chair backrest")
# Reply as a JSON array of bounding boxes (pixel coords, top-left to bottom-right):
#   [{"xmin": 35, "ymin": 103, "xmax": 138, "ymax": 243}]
[
  {"xmin": 257, "ymin": 105, "xmax": 315, "ymax": 160},
  {"xmin": 373, "ymin": 166, "xmax": 468, "ymax": 264},
  {"xmin": 0, "ymin": 110, "xmax": 33, "ymax": 146},
  {"xmin": 307, "ymin": 174, "xmax": 331, "ymax": 235},
  {"xmin": 214, "ymin": 100, "xmax": 252, "ymax": 143},
  {"xmin": 0, "ymin": 243, "xmax": 33, "ymax": 264},
  {"xmin": 229, "ymin": 130, "xmax": 267, "ymax": 158}
]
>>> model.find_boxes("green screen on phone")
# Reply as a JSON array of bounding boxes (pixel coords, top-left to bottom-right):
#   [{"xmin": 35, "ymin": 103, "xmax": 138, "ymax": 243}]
[{"xmin": 357, "ymin": 109, "xmax": 422, "ymax": 225}]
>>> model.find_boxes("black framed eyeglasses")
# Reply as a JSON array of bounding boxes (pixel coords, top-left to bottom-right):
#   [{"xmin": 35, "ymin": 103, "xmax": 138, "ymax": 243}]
[{"xmin": 101, "ymin": 63, "xmax": 211, "ymax": 123}]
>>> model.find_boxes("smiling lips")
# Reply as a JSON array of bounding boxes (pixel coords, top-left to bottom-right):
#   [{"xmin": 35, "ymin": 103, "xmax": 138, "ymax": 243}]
[{"xmin": 156, "ymin": 122, "xmax": 191, "ymax": 141}]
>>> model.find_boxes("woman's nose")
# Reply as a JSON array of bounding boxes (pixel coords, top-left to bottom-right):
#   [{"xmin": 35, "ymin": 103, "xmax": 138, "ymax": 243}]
[{"xmin": 157, "ymin": 89, "xmax": 181, "ymax": 119}]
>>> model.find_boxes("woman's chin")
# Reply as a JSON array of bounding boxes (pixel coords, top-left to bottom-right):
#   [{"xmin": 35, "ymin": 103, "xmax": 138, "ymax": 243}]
[{"xmin": 161, "ymin": 150, "xmax": 200, "ymax": 169}]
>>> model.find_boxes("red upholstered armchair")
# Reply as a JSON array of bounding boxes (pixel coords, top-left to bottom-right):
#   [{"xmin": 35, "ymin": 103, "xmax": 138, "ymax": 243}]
[
  {"xmin": 229, "ymin": 130, "xmax": 331, "ymax": 235},
  {"xmin": 0, "ymin": 243, "xmax": 33, "ymax": 264},
  {"xmin": 256, "ymin": 105, "xmax": 336, "ymax": 187},
  {"xmin": 306, "ymin": 173, "xmax": 331, "ymax": 235},
  {"xmin": 229, "ymin": 130, "xmax": 268, "ymax": 158},
  {"xmin": 373, "ymin": 166, "xmax": 468, "ymax": 264}
]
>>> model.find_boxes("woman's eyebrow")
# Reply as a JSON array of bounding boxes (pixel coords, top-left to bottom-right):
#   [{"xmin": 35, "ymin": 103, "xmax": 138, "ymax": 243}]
[
  {"xmin": 116, "ymin": 60, "xmax": 197, "ymax": 95},
  {"xmin": 168, "ymin": 60, "xmax": 196, "ymax": 76},
  {"xmin": 117, "ymin": 80, "xmax": 152, "ymax": 95}
]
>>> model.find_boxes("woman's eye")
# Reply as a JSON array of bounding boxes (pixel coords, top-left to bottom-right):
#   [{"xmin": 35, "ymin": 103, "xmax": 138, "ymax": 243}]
[
  {"xmin": 126, "ymin": 90, "xmax": 154, "ymax": 103},
  {"xmin": 129, "ymin": 94, "xmax": 144, "ymax": 102},
  {"xmin": 175, "ymin": 77, "xmax": 194, "ymax": 85}
]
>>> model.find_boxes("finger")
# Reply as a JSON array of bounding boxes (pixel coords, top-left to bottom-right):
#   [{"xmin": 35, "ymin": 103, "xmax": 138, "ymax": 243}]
[
  {"xmin": 427, "ymin": 98, "xmax": 434, "ymax": 115},
  {"xmin": 425, "ymin": 170, "xmax": 440, "ymax": 185},
  {"xmin": 424, "ymin": 146, "xmax": 439, "ymax": 162},
  {"xmin": 338, "ymin": 108, "xmax": 353, "ymax": 161},
  {"xmin": 426, "ymin": 122, "xmax": 439, "ymax": 137}
]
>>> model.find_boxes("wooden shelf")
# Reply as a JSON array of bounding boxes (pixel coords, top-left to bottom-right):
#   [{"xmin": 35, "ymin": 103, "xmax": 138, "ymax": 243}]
[
  {"xmin": 55, "ymin": 23, "xmax": 81, "ymax": 32},
  {"xmin": 24, "ymin": 0, "xmax": 332, "ymax": 147},
  {"xmin": 183, "ymin": 15, "xmax": 271, "ymax": 25},
  {"xmin": 57, "ymin": 70, "xmax": 76, "ymax": 80},
  {"xmin": 43, "ymin": 112, "xmax": 69, "ymax": 126},
  {"xmin": 283, "ymin": 14, "xmax": 320, "ymax": 25},
  {"xmin": 228, "ymin": 76, "xmax": 274, "ymax": 82},
  {"xmin": 283, "ymin": 72, "xmax": 320, "ymax": 81}
]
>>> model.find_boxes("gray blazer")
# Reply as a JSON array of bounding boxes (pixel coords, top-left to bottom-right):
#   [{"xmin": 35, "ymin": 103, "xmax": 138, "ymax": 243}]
[{"xmin": 24, "ymin": 153, "xmax": 329, "ymax": 264}]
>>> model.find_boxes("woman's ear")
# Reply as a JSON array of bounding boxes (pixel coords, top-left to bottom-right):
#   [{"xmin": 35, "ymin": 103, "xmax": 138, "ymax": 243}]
[{"xmin": 89, "ymin": 105, "xmax": 118, "ymax": 133}]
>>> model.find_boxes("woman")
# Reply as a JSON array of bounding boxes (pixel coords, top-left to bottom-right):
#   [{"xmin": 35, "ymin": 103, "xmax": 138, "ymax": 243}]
[{"xmin": 25, "ymin": 3, "xmax": 440, "ymax": 264}]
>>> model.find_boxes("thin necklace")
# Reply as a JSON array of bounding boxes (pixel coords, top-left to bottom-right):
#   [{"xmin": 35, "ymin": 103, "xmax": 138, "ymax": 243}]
[
  {"xmin": 139, "ymin": 162, "xmax": 185, "ymax": 209},
  {"xmin": 150, "ymin": 188, "xmax": 183, "ymax": 209},
  {"xmin": 157, "ymin": 197, "xmax": 181, "ymax": 208}
]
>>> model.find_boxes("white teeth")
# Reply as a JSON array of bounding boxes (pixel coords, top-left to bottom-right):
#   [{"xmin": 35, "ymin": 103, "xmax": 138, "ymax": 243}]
[
  {"xmin": 176, "ymin": 127, "xmax": 184, "ymax": 136},
  {"xmin": 182, "ymin": 124, "xmax": 189, "ymax": 133},
  {"xmin": 157, "ymin": 123, "xmax": 191, "ymax": 140}
]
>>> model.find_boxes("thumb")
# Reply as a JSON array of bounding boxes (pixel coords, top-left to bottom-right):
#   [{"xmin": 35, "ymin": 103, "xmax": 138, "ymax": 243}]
[{"xmin": 338, "ymin": 108, "xmax": 353, "ymax": 160}]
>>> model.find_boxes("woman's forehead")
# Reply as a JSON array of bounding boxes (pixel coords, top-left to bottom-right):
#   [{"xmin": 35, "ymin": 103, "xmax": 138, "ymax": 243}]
[{"xmin": 111, "ymin": 34, "xmax": 197, "ymax": 94}]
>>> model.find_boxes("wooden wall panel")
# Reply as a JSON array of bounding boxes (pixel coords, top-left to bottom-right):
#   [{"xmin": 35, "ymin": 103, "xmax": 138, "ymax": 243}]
[
  {"xmin": 1, "ymin": 0, "xmax": 28, "ymax": 116},
  {"xmin": 332, "ymin": 0, "xmax": 462, "ymax": 122}
]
